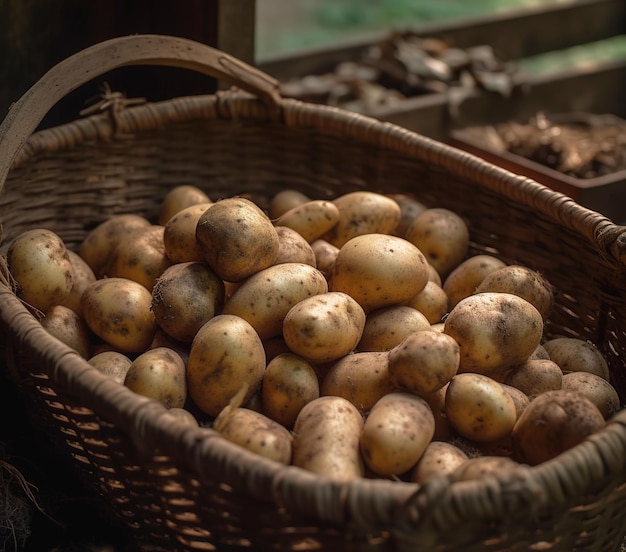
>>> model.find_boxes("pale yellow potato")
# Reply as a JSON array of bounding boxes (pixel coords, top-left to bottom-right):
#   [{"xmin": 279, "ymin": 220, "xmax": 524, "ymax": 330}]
[
  {"xmin": 504, "ymin": 358, "xmax": 563, "ymax": 398},
  {"xmin": 310, "ymin": 239, "xmax": 339, "ymax": 280},
  {"xmin": 283, "ymin": 291, "xmax": 365, "ymax": 363},
  {"xmin": 500, "ymin": 383, "xmax": 530, "ymax": 419},
  {"xmin": 7, "ymin": 228, "xmax": 74, "ymax": 314},
  {"xmin": 61, "ymin": 250, "xmax": 97, "ymax": 316},
  {"xmin": 40, "ymin": 304, "xmax": 91, "ymax": 358},
  {"xmin": 445, "ymin": 373, "xmax": 517, "ymax": 442},
  {"xmin": 88, "ymin": 350, "xmax": 133, "ymax": 384},
  {"xmin": 164, "ymin": 407, "xmax": 199, "ymax": 427},
  {"xmin": 187, "ymin": 314, "xmax": 266, "ymax": 416},
  {"xmin": 223, "ymin": 262, "xmax": 328, "ymax": 341},
  {"xmin": 422, "ymin": 384, "xmax": 453, "ymax": 440},
  {"xmin": 388, "ymin": 193, "xmax": 428, "ymax": 238},
  {"xmin": 262, "ymin": 353, "xmax": 320, "ymax": 428},
  {"xmin": 320, "ymin": 351, "xmax": 395, "ymax": 413},
  {"xmin": 443, "ymin": 292, "xmax": 543, "ymax": 374},
  {"xmin": 274, "ymin": 200, "xmax": 340, "ymax": 243},
  {"xmin": 410, "ymin": 441, "xmax": 469, "ymax": 484},
  {"xmin": 158, "ymin": 184, "xmax": 212, "ymax": 226},
  {"xmin": 529, "ymin": 343, "xmax": 550, "ymax": 360},
  {"xmin": 427, "ymin": 264, "xmax": 443, "ymax": 287},
  {"xmin": 81, "ymin": 277, "xmax": 156, "ymax": 353},
  {"xmin": 151, "ymin": 261, "xmax": 225, "ymax": 343},
  {"xmin": 269, "ymin": 189, "xmax": 311, "ymax": 220},
  {"xmin": 330, "ymin": 233, "xmax": 430, "ymax": 312},
  {"xmin": 560, "ymin": 371, "xmax": 621, "ymax": 420},
  {"xmin": 124, "ymin": 347, "xmax": 187, "ymax": 409},
  {"xmin": 105, "ymin": 225, "xmax": 172, "ymax": 291},
  {"xmin": 273, "ymin": 226, "xmax": 317, "ymax": 266},
  {"xmin": 404, "ymin": 280, "xmax": 449, "ymax": 324},
  {"xmin": 388, "ymin": 330, "xmax": 460, "ymax": 396},
  {"xmin": 442, "ymin": 254, "xmax": 507, "ymax": 309},
  {"xmin": 430, "ymin": 322, "xmax": 445, "ymax": 333},
  {"xmin": 475, "ymin": 265, "xmax": 554, "ymax": 321},
  {"xmin": 149, "ymin": 327, "xmax": 190, "ymax": 364},
  {"xmin": 292, "ymin": 396, "xmax": 364, "ymax": 481},
  {"xmin": 163, "ymin": 202, "xmax": 213, "ymax": 263},
  {"xmin": 322, "ymin": 191, "xmax": 401, "ymax": 248},
  {"xmin": 405, "ymin": 208, "xmax": 470, "ymax": 279},
  {"xmin": 78, "ymin": 214, "xmax": 151, "ymax": 276},
  {"xmin": 542, "ymin": 337, "xmax": 610, "ymax": 381},
  {"xmin": 451, "ymin": 456, "xmax": 519, "ymax": 482},
  {"xmin": 196, "ymin": 197, "xmax": 279, "ymax": 282},
  {"xmin": 357, "ymin": 305, "xmax": 431, "ymax": 352},
  {"xmin": 511, "ymin": 389, "xmax": 606, "ymax": 465},
  {"xmin": 360, "ymin": 392, "xmax": 435, "ymax": 476}
]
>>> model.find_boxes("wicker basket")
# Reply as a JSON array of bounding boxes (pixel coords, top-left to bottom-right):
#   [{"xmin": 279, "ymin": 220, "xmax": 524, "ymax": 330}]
[{"xmin": 1, "ymin": 35, "xmax": 625, "ymax": 552}]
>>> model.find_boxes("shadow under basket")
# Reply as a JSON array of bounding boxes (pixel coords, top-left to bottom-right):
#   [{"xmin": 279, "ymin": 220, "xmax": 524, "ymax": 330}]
[{"xmin": 1, "ymin": 35, "xmax": 626, "ymax": 552}]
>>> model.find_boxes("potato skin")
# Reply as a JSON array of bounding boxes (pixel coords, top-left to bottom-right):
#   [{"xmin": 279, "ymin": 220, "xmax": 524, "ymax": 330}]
[
  {"xmin": 503, "ymin": 358, "xmax": 563, "ymax": 398},
  {"xmin": 88, "ymin": 351, "xmax": 133, "ymax": 384},
  {"xmin": 292, "ymin": 396, "xmax": 364, "ymax": 481},
  {"xmin": 410, "ymin": 441, "xmax": 469, "ymax": 484},
  {"xmin": 275, "ymin": 200, "xmax": 340, "ymax": 243},
  {"xmin": 269, "ymin": 189, "xmax": 310, "ymax": 220},
  {"xmin": 40, "ymin": 304, "xmax": 91, "ymax": 358},
  {"xmin": 61, "ymin": 250, "xmax": 97, "ymax": 316},
  {"xmin": 273, "ymin": 226, "xmax": 317, "ymax": 266},
  {"xmin": 542, "ymin": 337, "xmax": 610, "ymax": 381},
  {"xmin": 442, "ymin": 254, "xmax": 507, "ymax": 309},
  {"xmin": 357, "ymin": 305, "xmax": 431, "ymax": 352},
  {"xmin": 360, "ymin": 392, "xmax": 435, "ymax": 476},
  {"xmin": 163, "ymin": 202, "xmax": 213, "ymax": 263},
  {"xmin": 404, "ymin": 280, "xmax": 449, "ymax": 325},
  {"xmin": 158, "ymin": 184, "xmax": 211, "ymax": 226},
  {"xmin": 187, "ymin": 315, "xmax": 266, "ymax": 416},
  {"xmin": 560, "ymin": 372, "xmax": 621, "ymax": 420}
]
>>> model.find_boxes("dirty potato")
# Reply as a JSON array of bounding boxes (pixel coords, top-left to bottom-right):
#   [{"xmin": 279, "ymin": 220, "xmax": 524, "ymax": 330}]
[
  {"xmin": 503, "ymin": 358, "xmax": 563, "ymax": 398},
  {"xmin": 442, "ymin": 254, "xmax": 507, "ymax": 309},
  {"xmin": 269, "ymin": 189, "xmax": 311, "ymax": 219},
  {"xmin": 61, "ymin": 250, "xmax": 97, "ymax": 316},
  {"xmin": 542, "ymin": 337, "xmax": 610, "ymax": 381},
  {"xmin": 158, "ymin": 184, "xmax": 212, "ymax": 225},
  {"xmin": 404, "ymin": 280, "xmax": 449, "ymax": 324},
  {"xmin": 40, "ymin": 304, "xmax": 91, "ymax": 358},
  {"xmin": 410, "ymin": 441, "xmax": 469, "ymax": 484},
  {"xmin": 88, "ymin": 350, "xmax": 133, "ymax": 384},
  {"xmin": 357, "ymin": 305, "xmax": 431, "ymax": 352},
  {"xmin": 310, "ymin": 239, "xmax": 339, "ymax": 280},
  {"xmin": 163, "ymin": 202, "xmax": 213, "ymax": 263},
  {"xmin": 274, "ymin": 199, "xmax": 340, "ymax": 243},
  {"xmin": 560, "ymin": 371, "xmax": 621, "ymax": 420},
  {"xmin": 273, "ymin": 226, "xmax": 317, "ymax": 266}
]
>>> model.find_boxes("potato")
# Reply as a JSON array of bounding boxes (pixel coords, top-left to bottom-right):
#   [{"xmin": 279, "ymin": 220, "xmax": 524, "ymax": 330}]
[
  {"xmin": 213, "ymin": 387, "xmax": 292, "ymax": 464},
  {"xmin": 151, "ymin": 261, "xmax": 225, "ymax": 343},
  {"xmin": 474, "ymin": 265, "xmax": 554, "ymax": 320},
  {"xmin": 542, "ymin": 337, "xmax": 610, "ymax": 381},
  {"xmin": 187, "ymin": 314, "xmax": 266, "ymax": 416},
  {"xmin": 7, "ymin": 228, "xmax": 74, "ymax": 313},
  {"xmin": 404, "ymin": 280, "xmax": 449, "ymax": 324},
  {"xmin": 78, "ymin": 214, "xmax": 151, "ymax": 276},
  {"xmin": 503, "ymin": 358, "xmax": 563, "ymax": 398},
  {"xmin": 442, "ymin": 254, "xmax": 507, "ymax": 309},
  {"xmin": 269, "ymin": 189, "xmax": 310, "ymax": 220},
  {"xmin": 273, "ymin": 226, "xmax": 317, "ymax": 266},
  {"xmin": 61, "ymin": 250, "xmax": 97, "ymax": 316},
  {"xmin": 163, "ymin": 202, "xmax": 213, "ymax": 263},
  {"xmin": 105, "ymin": 225, "xmax": 172, "ymax": 291},
  {"xmin": 88, "ymin": 350, "xmax": 133, "ymax": 384},
  {"xmin": 283, "ymin": 291, "xmax": 365, "ymax": 363},
  {"xmin": 389, "ymin": 193, "xmax": 428, "ymax": 238},
  {"xmin": 292, "ymin": 396, "xmax": 364, "ymax": 481},
  {"xmin": 561, "ymin": 372, "xmax": 621, "ymax": 420},
  {"xmin": 320, "ymin": 351, "xmax": 395, "ymax": 413},
  {"xmin": 310, "ymin": 239, "xmax": 339, "ymax": 280},
  {"xmin": 330, "ymin": 233, "xmax": 430, "ymax": 312},
  {"xmin": 405, "ymin": 208, "xmax": 470, "ymax": 279},
  {"xmin": 357, "ymin": 305, "xmax": 431, "ymax": 352},
  {"xmin": 262, "ymin": 353, "xmax": 320, "ymax": 428},
  {"xmin": 451, "ymin": 456, "xmax": 519, "ymax": 482},
  {"xmin": 500, "ymin": 383, "xmax": 530, "ymax": 419},
  {"xmin": 322, "ymin": 191, "xmax": 401, "ymax": 248},
  {"xmin": 81, "ymin": 277, "xmax": 156, "ymax": 353},
  {"xmin": 149, "ymin": 327, "xmax": 190, "ymax": 364},
  {"xmin": 427, "ymin": 264, "xmax": 442, "ymax": 287},
  {"xmin": 195, "ymin": 197, "xmax": 279, "ymax": 282},
  {"xmin": 124, "ymin": 347, "xmax": 187, "ymax": 409},
  {"xmin": 163, "ymin": 407, "xmax": 199, "ymax": 427},
  {"xmin": 511, "ymin": 389, "xmax": 606, "ymax": 465},
  {"xmin": 422, "ymin": 384, "xmax": 453, "ymax": 440},
  {"xmin": 410, "ymin": 441, "xmax": 469, "ymax": 484},
  {"xmin": 443, "ymin": 292, "xmax": 543, "ymax": 374},
  {"xmin": 274, "ymin": 200, "xmax": 340, "ymax": 243},
  {"xmin": 445, "ymin": 373, "xmax": 518, "ymax": 442},
  {"xmin": 40, "ymin": 304, "xmax": 91, "ymax": 358},
  {"xmin": 158, "ymin": 184, "xmax": 212, "ymax": 226},
  {"xmin": 223, "ymin": 262, "xmax": 328, "ymax": 341},
  {"xmin": 360, "ymin": 392, "xmax": 435, "ymax": 476},
  {"xmin": 388, "ymin": 330, "xmax": 460, "ymax": 396}
]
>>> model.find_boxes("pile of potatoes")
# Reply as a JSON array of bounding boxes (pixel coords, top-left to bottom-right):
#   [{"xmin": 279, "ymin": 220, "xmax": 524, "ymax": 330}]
[{"xmin": 5, "ymin": 184, "xmax": 623, "ymax": 484}]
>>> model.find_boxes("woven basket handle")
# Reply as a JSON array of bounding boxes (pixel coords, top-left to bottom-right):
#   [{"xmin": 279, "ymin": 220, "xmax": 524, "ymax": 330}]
[{"xmin": 0, "ymin": 34, "xmax": 281, "ymax": 192}]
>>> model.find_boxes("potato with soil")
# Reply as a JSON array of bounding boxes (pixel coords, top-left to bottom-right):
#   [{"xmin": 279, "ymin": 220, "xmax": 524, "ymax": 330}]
[
  {"xmin": 330, "ymin": 233, "xmax": 430, "ymax": 312},
  {"xmin": 443, "ymin": 292, "xmax": 543, "ymax": 374},
  {"xmin": 282, "ymin": 291, "xmax": 365, "ymax": 363},
  {"xmin": 262, "ymin": 353, "xmax": 320, "ymax": 428},
  {"xmin": 61, "ymin": 250, "xmax": 97, "ymax": 316},
  {"xmin": 187, "ymin": 314, "xmax": 266, "ymax": 417},
  {"xmin": 196, "ymin": 197, "xmax": 279, "ymax": 282},
  {"xmin": 40, "ymin": 304, "xmax": 91, "ymax": 358},
  {"xmin": 405, "ymin": 208, "xmax": 470, "ymax": 279},
  {"xmin": 560, "ymin": 372, "xmax": 621, "ymax": 420},
  {"xmin": 7, "ymin": 228, "xmax": 74, "ymax": 313},
  {"xmin": 442, "ymin": 254, "xmax": 507, "ymax": 309},
  {"xmin": 223, "ymin": 262, "xmax": 328, "ymax": 341},
  {"xmin": 274, "ymin": 199, "xmax": 340, "ymax": 243},
  {"xmin": 360, "ymin": 392, "xmax": 435, "ymax": 476},
  {"xmin": 410, "ymin": 441, "xmax": 469, "ymax": 484},
  {"xmin": 81, "ymin": 277, "xmax": 156, "ymax": 353},
  {"xmin": 451, "ymin": 456, "xmax": 519, "ymax": 481},
  {"xmin": 151, "ymin": 261, "xmax": 225, "ymax": 343},
  {"xmin": 357, "ymin": 305, "xmax": 431, "ymax": 352},
  {"xmin": 542, "ymin": 337, "xmax": 610, "ymax": 380},
  {"xmin": 310, "ymin": 239, "xmax": 339, "ymax": 280},
  {"xmin": 404, "ymin": 280, "xmax": 449, "ymax": 325},
  {"xmin": 388, "ymin": 194, "xmax": 428, "ymax": 238},
  {"xmin": 503, "ymin": 358, "xmax": 562, "ymax": 398},
  {"xmin": 292, "ymin": 396, "xmax": 364, "ymax": 481},
  {"xmin": 273, "ymin": 226, "xmax": 317, "ymax": 266},
  {"xmin": 124, "ymin": 347, "xmax": 187, "ymax": 409},
  {"xmin": 158, "ymin": 184, "xmax": 212, "ymax": 225},
  {"xmin": 163, "ymin": 202, "xmax": 213, "ymax": 263},
  {"xmin": 445, "ymin": 373, "xmax": 518, "ymax": 443},
  {"xmin": 88, "ymin": 351, "xmax": 133, "ymax": 384},
  {"xmin": 388, "ymin": 330, "xmax": 460, "ymax": 396},
  {"xmin": 511, "ymin": 389, "xmax": 606, "ymax": 465}
]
